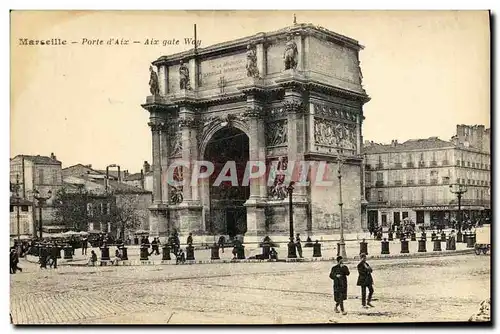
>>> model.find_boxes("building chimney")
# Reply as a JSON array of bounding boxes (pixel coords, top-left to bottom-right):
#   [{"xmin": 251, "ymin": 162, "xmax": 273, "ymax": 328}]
[
  {"xmin": 143, "ymin": 161, "xmax": 151, "ymax": 173},
  {"xmin": 140, "ymin": 169, "xmax": 145, "ymax": 189},
  {"xmin": 85, "ymin": 164, "xmax": 92, "ymax": 168},
  {"xmin": 50, "ymin": 152, "xmax": 57, "ymax": 160}
]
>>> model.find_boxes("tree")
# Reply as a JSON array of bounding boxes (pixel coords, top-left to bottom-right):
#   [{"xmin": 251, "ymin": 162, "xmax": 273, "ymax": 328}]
[
  {"xmin": 109, "ymin": 194, "xmax": 146, "ymax": 240},
  {"xmin": 53, "ymin": 185, "xmax": 110, "ymax": 232},
  {"xmin": 53, "ymin": 185, "xmax": 93, "ymax": 231}
]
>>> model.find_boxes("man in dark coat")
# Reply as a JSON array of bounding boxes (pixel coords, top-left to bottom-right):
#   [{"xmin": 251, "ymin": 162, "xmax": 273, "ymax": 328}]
[
  {"xmin": 357, "ymin": 253, "xmax": 374, "ymax": 308},
  {"xmin": 81, "ymin": 237, "xmax": 88, "ymax": 255},
  {"xmin": 329, "ymin": 256, "xmax": 350, "ymax": 314}
]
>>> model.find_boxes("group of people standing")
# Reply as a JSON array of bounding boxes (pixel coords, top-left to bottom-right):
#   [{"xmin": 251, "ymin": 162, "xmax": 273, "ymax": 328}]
[{"xmin": 329, "ymin": 253, "xmax": 375, "ymax": 315}]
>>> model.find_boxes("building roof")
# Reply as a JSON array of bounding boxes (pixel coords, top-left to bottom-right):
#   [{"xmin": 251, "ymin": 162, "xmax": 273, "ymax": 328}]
[
  {"xmin": 12, "ymin": 154, "xmax": 61, "ymax": 165},
  {"xmin": 89, "ymin": 178, "xmax": 151, "ymax": 195},
  {"xmin": 10, "ymin": 196, "xmax": 33, "ymax": 206},
  {"xmin": 63, "ymin": 164, "xmax": 121, "ymax": 180},
  {"xmin": 363, "ymin": 137, "xmax": 454, "ymax": 154},
  {"xmin": 95, "ymin": 170, "xmax": 123, "ymax": 179},
  {"xmin": 124, "ymin": 172, "xmax": 143, "ymax": 181}
]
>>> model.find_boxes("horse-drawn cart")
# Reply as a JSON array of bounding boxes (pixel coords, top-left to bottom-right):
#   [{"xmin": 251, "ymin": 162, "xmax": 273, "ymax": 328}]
[{"xmin": 474, "ymin": 225, "xmax": 490, "ymax": 255}]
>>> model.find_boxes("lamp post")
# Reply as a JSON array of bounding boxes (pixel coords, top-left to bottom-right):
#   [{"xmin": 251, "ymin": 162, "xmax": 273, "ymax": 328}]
[
  {"xmin": 337, "ymin": 154, "xmax": 347, "ymax": 259},
  {"xmin": 287, "ymin": 181, "xmax": 297, "ymax": 258},
  {"xmin": 449, "ymin": 183, "xmax": 467, "ymax": 232},
  {"xmin": 33, "ymin": 188, "xmax": 52, "ymax": 239}
]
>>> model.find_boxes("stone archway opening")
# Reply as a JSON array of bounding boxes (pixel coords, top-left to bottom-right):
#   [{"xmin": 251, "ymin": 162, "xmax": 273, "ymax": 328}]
[{"xmin": 204, "ymin": 126, "xmax": 250, "ymax": 238}]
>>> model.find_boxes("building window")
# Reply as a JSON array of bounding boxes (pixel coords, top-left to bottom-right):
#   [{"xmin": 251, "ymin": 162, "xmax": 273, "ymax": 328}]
[
  {"xmin": 456, "ymin": 160, "xmax": 460, "ymax": 166},
  {"xmin": 377, "ymin": 191, "xmax": 384, "ymax": 202},
  {"xmin": 52, "ymin": 171, "xmax": 58, "ymax": 184},
  {"xmin": 407, "ymin": 179, "xmax": 414, "ymax": 185},
  {"xmin": 461, "ymin": 161, "xmax": 465, "ymax": 167},
  {"xmin": 407, "ymin": 153, "xmax": 414, "ymax": 168},
  {"xmin": 418, "ymin": 153, "xmax": 425, "ymax": 167},
  {"xmin": 21, "ymin": 205, "xmax": 28, "ymax": 212},
  {"xmin": 461, "ymin": 178, "xmax": 466, "ymax": 184},
  {"xmin": 402, "ymin": 212, "xmax": 409, "ymax": 219},
  {"xmin": 394, "ymin": 180, "xmax": 402, "ymax": 186},
  {"xmin": 377, "ymin": 155, "xmax": 383, "ymax": 169},
  {"xmin": 39, "ymin": 169, "xmax": 44, "ymax": 184},
  {"xmin": 467, "ymin": 161, "xmax": 470, "ymax": 167},
  {"xmin": 442, "ymin": 177, "xmax": 450, "ymax": 184},
  {"xmin": 467, "ymin": 179, "xmax": 471, "ymax": 185},
  {"xmin": 10, "ymin": 205, "xmax": 13, "ymax": 212}
]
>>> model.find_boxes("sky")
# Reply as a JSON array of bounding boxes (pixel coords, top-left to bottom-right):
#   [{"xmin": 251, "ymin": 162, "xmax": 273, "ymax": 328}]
[{"xmin": 10, "ymin": 10, "xmax": 490, "ymax": 172}]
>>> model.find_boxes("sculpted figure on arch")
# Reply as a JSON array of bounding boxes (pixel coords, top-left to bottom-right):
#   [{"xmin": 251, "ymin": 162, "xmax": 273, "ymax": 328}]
[
  {"xmin": 149, "ymin": 66, "xmax": 160, "ymax": 96},
  {"xmin": 283, "ymin": 34, "xmax": 298, "ymax": 70},
  {"xmin": 179, "ymin": 60, "xmax": 191, "ymax": 90}
]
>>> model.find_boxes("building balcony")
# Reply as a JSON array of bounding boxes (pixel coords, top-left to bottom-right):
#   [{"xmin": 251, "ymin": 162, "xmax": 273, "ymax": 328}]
[
  {"xmin": 442, "ymin": 160, "xmax": 449, "ymax": 166},
  {"xmin": 449, "ymin": 199, "xmax": 490, "ymax": 206},
  {"xmin": 375, "ymin": 181, "xmax": 384, "ymax": 187},
  {"xmin": 430, "ymin": 161, "xmax": 438, "ymax": 167},
  {"xmin": 418, "ymin": 161, "xmax": 426, "ymax": 168},
  {"xmin": 394, "ymin": 180, "xmax": 403, "ymax": 186},
  {"xmin": 418, "ymin": 179, "xmax": 427, "ymax": 185},
  {"xmin": 368, "ymin": 199, "xmax": 490, "ymax": 209},
  {"xmin": 430, "ymin": 179, "xmax": 438, "ymax": 185},
  {"xmin": 406, "ymin": 162, "xmax": 414, "ymax": 168},
  {"xmin": 376, "ymin": 163, "xmax": 384, "ymax": 169},
  {"xmin": 394, "ymin": 163, "xmax": 403, "ymax": 168}
]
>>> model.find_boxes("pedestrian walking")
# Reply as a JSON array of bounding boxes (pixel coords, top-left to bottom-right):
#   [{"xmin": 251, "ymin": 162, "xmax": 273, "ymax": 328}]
[
  {"xmin": 39, "ymin": 244, "xmax": 48, "ymax": 269},
  {"xmin": 90, "ymin": 250, "xmax": 98, "ymax": 266},
  {"xmin": 218, "ymin": 235, "xmax": 226, "ymax": 253},
  {"xmin": 50, "ymin": 243, "xmax": 59, "ymax": 269},
  {"xmin": 81, "ymin": 237, "xmax": 88, "ymax": 255},
  {"xmin": 357, "ymin": 253, "xmax": 375, "ymax": 309},
  {"xmin": 10, "ymin": 249, "xmax": 22, "ymax": 274},
  {"xmin": 295, "ymin": 233, "xmax": 303, "ymax": 258},
  {"xmin": 149, "ymin": 237, "xmax": 160, "ymax": 256},
  {"xmin": 329, "ymin": 256, "xmax": 349, "ymax": 315}
]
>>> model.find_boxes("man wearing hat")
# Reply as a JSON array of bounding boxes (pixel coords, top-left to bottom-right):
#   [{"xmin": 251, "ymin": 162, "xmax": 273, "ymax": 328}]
[
  {"xmin": 329, "ymin": 256, "xmax": 350, "ymax": 315},
  {"xmin": 357, "ymin": 253, "xmax": 374, "ymax": 308}
]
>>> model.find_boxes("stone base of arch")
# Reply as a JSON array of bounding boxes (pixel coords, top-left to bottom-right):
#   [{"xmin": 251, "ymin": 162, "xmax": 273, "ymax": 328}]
[{"xmin": 168, "ymin": 202, "xmax": 204, "ymax": 235}]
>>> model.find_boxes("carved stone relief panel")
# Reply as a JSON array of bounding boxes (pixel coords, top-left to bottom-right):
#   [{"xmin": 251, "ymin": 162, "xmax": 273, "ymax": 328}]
[
  {"xmin": 169, "ymin": 165, "xmax": 184, "ymax": 204},
  {"xmin": 268, "ymin": 157, "xmax": 289, "ymax": 200},
  {"xmin": 314, "ymin": 118, "xmax": 357, "ymax": 152},
  {"xmin": 266, "ymin": 119, "xmax": 288, "ymax": 147},
  {"xmin": 168, "ymin": 121, "xmax": 182, "ymax": 158},
  {"xmin": 313, "ymin": 103, "xmax": 358, "ymax": 123}
]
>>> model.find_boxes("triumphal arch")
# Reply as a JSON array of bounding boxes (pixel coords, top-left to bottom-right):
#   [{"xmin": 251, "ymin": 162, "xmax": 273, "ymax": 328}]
[{"xmin": 142, "ymin": 23, "xmax": 370, "ymax": 241}]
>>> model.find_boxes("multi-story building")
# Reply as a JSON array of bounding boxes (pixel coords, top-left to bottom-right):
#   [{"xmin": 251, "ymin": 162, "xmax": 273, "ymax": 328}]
[
  {"xmin": 10, "ymin": 153, "xmax": 63, "ymax": 235},
  {"xmin": 10, "ymin": 179, "xmax": 34, "ymax": 237},
  {"xmin": 364, "ymin": 125, "xmax": 490, "ymax": 229}
]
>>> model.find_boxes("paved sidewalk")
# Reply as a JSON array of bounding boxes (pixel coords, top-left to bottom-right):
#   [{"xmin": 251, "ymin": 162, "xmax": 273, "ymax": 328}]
[{"xmin": 10, "ymin": 254, "xmax": 490, "ymax": 324}]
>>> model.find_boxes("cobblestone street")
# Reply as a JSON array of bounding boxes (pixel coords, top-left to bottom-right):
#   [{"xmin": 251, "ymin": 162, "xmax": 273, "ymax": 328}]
[{"xmin": 10, "ymin": 253, "xmax": 489, "ymax": 324}]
